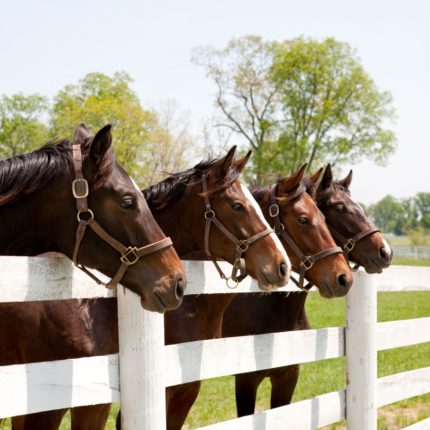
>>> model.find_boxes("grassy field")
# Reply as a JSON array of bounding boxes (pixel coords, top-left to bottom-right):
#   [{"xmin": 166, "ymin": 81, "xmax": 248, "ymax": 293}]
[{"xmin": 2, "ymin": 272, "xmax": 429, "ymax": 429}]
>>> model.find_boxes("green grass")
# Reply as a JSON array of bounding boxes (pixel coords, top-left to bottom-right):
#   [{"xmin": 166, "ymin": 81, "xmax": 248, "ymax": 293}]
[
  {"xmin": 3, "ymin": 288, "xmax": 429, "ymax": 429},
  {"xmin": 185, "ymin": 291, "xmax": 430, "ymax": 429},
  {"xmin": 392, "ymin": 257, "xmax": 430, "ymax": 266}
]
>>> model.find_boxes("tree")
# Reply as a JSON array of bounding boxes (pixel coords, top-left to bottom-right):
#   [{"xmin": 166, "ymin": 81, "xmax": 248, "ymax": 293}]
[
  {"xmin": 144, "ymin": 99, "xmax": 194, "ymax": 184},
  {"xmin": 368, "ymin": 195, "xmax": 408, "ymax": 235},
  {"xmin": 0, "ymin": 93, "xmax": 49, "ymax": 159},
  {"xmin": 193, "ymin": 35, "xmax": 397, "ymax": 180},
  {"xmin": 52, "ymin": 72, "xmax": 155, "ymax": 183},
  {"xmin": 51, "ymin": 72, "xmax": 193, "ymax": 186},
  {"xmin": 414, "ymin": 192, "xmax": 430, "ymax": 229}
]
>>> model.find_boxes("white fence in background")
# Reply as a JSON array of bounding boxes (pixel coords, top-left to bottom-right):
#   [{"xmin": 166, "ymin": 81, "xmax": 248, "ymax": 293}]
[
  {"xmin": 392, "ymin": 245, "xmax": 430, "ymax": 261},
  {"xmin": 0, "ymin": 257, "xmax": 429, "ymax": 429}
]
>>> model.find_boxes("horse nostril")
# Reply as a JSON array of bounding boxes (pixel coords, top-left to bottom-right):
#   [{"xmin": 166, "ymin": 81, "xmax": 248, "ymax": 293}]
[
  {"xmin": 175, "ymin": 275, "xmax": 185, "ymax": 300},
  {"xmin": 379, "ymin": 246, "xmax": 391, "ymax": 261},
  {"xmin": 279, "ymin": 261, "xmax": 289, "ymax": 279},
  {"xmin": 337, "ymin": 273, "xmax": 350, "ymax": 289}
]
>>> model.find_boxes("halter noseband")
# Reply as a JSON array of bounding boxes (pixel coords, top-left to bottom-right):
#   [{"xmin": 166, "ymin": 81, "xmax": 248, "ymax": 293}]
[
  {"xmin": 328, "ymin": 225, "xmax": 380, "ymax": 270},
  {"xmin": 202, "ymin": 176, "xmax": 273, "ymax": 289},
  {"xmin": 269, "ymin": 184, "xmax": 343, "ymax": 292},
  {"xmin": 71, "ymin": 143, "xmax": 173, "ymax": 289}
]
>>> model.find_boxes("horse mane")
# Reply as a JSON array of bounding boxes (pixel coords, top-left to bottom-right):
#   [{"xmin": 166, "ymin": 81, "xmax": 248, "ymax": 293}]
[
  {"xmin": 251, "ymin": 176, "xmax": 313, "ymax": 203},
  {"xmin": 316, "ymin": 180, "xmax": 350, "ymax": 206},
  {"xmin": 0, "ymin": 138, "xmax": 114, "ymax": 207},
  {"xmin": 143, "ymin": 158, "xmax": 241, "ymax": 211}
]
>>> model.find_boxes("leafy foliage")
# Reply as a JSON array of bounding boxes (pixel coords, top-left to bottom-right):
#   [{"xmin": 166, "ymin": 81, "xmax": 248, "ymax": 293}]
[
  {"xmin": 193, "ymin": 35, "xmax": 397, "ymax": 181},
  {"xmin": 0, "ymin": 94, "xmax": 49, "ymax": 159}
]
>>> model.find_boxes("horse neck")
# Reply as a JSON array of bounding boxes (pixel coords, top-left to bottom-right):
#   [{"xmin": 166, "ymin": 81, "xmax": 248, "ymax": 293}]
[
  {"xmin": 151, "ymin": 193, "xmax": 204, "ymax": 257},
  {"xmin": 0, "ymin": 186, "xmax": 64, "ymax": 255}
]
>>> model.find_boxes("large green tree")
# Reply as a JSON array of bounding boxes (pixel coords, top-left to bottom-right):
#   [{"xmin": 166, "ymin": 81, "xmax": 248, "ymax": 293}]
[
  {"xmin": 193, "ymin": 35, "xmax": 396, "ymax": 180},
  {"xmin": 0, "ymin": 93, "xmax": 49, "ymax": 159},
  {"xmin": 52, "ymin": 72, "xmax": 190, "ymax": 186}
]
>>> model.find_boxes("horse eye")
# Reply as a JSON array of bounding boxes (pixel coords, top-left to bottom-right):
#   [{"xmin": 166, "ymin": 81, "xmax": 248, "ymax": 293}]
[
  {"xmin": 121, "ymin": 198, "xmax": 135, "ymax": 209},
  {"xmin": 335, "ymin": 204, "xmax": 345, "ymax": 214},
  {"xmin": 298, "ymin": 217, "xmax": 309, "ymax": 225},
  {"xmin": 231, "ymin": 202, "xmax": 244, "ymax": 211}
]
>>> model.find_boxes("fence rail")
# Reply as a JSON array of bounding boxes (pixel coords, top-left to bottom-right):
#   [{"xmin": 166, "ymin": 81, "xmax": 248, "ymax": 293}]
[{"xmin": 0, "ymin": 256, "xmax": 429, "ymax": 429}]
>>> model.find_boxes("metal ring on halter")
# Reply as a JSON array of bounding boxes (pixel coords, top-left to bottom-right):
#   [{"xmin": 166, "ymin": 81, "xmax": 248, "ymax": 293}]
[
  {"xmin": 274, "ymin": 223, "xmax": 285, "ymax": 234},
  {"xmin": 344, "ymin": 239, "xmax": 355, "ymax": 252},
  {"xmin": 300, "ymin": 256, "xmax": 314, "ymax": 270},
  {"xmin": 77, "ymin": 208, "xmax": 94, "ymax": 224},
  {"xmin": 269, "ymin": 204, "xmax": 279, "ymax": 218},
  {"xmin": 204, "ymin": 209, "xmax": 216, "ymax": 219},
  {"xmin": 225, "ymin": 276, "xmax": 240, "ymax": 289}
]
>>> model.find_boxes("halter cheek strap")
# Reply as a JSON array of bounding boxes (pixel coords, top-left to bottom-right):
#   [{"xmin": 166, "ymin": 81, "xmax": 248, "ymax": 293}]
[
  {"xmin": 202, "ymin": 177, "xmax": 273, "ymax": 289},
  {"xmin": 71, "ymin": 143, "xmax": 173, "ymax": 289},
  {"xmin": 269, "ymin": 184, "xmax": 343, "ymax": 292},
  {"xmin": 328, "ymin": 224, "xmax": 380, "ymax": 270}
]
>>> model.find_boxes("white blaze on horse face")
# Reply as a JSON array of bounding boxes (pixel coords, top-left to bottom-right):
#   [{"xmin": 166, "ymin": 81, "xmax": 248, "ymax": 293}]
[
  {"xmin": 382, "ymin": 238, "xmax": 392, "ymax": 256},
  {"xmin": 130, "ymin": 176, "xmax": 141, "ymax": 193},
  {"xmin": 240, "ymin": 184, "xmax": 291, "ymax": 273}
]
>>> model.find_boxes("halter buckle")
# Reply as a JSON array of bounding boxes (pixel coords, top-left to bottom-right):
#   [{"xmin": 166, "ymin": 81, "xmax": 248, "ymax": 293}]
[
  {"xmin": 269, "ymin": 204, "xmax": 279, "ymax": 218},
  {"xmin": 344, "ymin": 239, "xmax": 355, "ymax": 252},
  {"xmin": 121, "ymin": 247, "xmax": 140, "ymax": 266},
  {"xmin": 236, "ymin": 240, "xmax": 249, "ymax": 252},
  {"xmin": 72, "ymin": 179, "xmax": 89, "ymax": 199},
  {"xmin": 77, "ymin": 209, "xmax": 94, "ymax": 224},
  {"xmin": 204, "ymin": 209, "xmax": 216, "ymax": 220},
  {"xmin": 301, "ymin": 256, "xmax": 314, "ymax": 270}
]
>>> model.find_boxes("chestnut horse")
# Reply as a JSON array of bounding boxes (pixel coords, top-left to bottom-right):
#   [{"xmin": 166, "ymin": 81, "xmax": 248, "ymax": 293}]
[
  {"xmin": 0, "ymin": 123, "xmax": 185, "ymax": 312},
  {"xmin": 4, "ymin": 146, "xmax": 290, "ymax": 430},
  {"xmin": 222, "ymin": 164, "xmax": 393, "ymax": 417}
]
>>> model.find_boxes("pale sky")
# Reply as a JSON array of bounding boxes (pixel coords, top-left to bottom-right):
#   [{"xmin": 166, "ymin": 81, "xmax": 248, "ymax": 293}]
[{"xmin": 1, "ymin": 0, "xmax": 429, "ymax": 204}]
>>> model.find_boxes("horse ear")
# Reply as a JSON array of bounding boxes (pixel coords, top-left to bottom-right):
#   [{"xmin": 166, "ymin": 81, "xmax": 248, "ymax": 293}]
[
  {"xmin": 74, "ymin": 123, "xmax": 92, "ymax": 146},
  {"xmin": 278, "ymin": 163, "xmax": 307, "ymax": 194},
  {"xmin": 213, "ymin": 146, "xmax": 237, "ymax": 177},
  {"xmin": 339, "ymin": 169, "xmax": 353, "ymax": 190},
  {"xmin": 90, "ymin": 125, "xmax": 112, "ymax": 162},
  {"xmin": 234, "ymin": 150, "xmax": 252, "ymax": 173},
  {"xmin": 309, "ymin": 167, "xmax": 324, "ymax": 185},
  {"xmin": 318, "ymin": 164, "xmax": 333, "ymax": 191}
]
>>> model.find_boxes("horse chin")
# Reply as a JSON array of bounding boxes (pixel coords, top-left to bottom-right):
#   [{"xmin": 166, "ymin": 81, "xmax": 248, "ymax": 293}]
[
  {"xmin": 318, "ymin": 282, "xmax": 349, "ymax": 299},
  {"xmin": 140, "ymin": 294, "xmax": 167, "ymax": 313}
]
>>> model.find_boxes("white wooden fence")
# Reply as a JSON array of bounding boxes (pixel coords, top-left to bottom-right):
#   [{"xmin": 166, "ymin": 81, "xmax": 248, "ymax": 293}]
[{"xmin": 0, "ymin": 256, "xmax": 429, "ymax": 429}]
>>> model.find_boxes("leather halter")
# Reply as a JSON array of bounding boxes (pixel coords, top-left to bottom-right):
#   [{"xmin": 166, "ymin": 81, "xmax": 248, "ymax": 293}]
[
  {"xmin": 71, "ymin": 143, "xmax": 173, "ymax": 289},
  {"xmin": 328, "ymin": 224, "xmax": 380, "ymax": 270},
  {"xmin": 269, "ymin": 184, "xmax": 343, "ymax": 292},
  {"xmin": 202, "ymin": 176, "xmax": 273, "ymax": 289}
]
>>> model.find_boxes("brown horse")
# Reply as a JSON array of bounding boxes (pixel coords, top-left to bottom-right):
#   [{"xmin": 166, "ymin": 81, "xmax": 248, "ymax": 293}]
[
  {"xmin": 4, "ymin": 146, "xmax": 290, "ymax": 430},
  {"xmin": 0, "ymin": 124, "xmax": 185, "ymax": 312},
  {"xmin": 147, "ymin": 164, "xmax": 354, "ymax": 430},
  {"xmin": 222, "ymin": 164, "xmax": 393, "ymax": 417}
]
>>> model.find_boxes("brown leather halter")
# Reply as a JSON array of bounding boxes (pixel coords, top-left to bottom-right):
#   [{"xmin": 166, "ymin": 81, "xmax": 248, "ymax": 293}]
[
  {"xmin": 328, "ymin": 224, "xmax": 380, "ymax": 270},
  {"xmin": 269, "ymin": 184, "xmax": 343, "ymax": 292},
  {"xmin": 71, "ymin": 143, "xmax": 173, "ymax": 289},
  {"xmin": 202, "ymin": 177, "xmax": 273, "ymax": 289}
]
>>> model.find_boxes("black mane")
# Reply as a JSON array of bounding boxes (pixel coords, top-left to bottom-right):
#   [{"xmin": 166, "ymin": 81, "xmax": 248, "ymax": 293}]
[
  {"xmin": 143, "ymin": 158, "xmax": 241, "ymax": 211},
  {"xmin": 0, "ymin": 137, "xmax": 113, "ymax": 207}
]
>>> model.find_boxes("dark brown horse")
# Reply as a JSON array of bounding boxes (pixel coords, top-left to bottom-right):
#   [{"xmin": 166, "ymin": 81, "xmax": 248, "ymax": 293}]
[
  {"xmin": 222, "ymin": 164, "xmax": 393, "ymax": 417},
  {"xmin": 4, "ymin": 146, "xmax": 290, "ymax": 430},
  {"xmin": 0, "ymin": 124, "xmax": 185, "ymax": 312}
]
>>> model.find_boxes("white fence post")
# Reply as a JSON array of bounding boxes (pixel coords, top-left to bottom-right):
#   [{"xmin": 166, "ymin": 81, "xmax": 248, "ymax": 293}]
[
  {"xmin": 117, "ymin": 287, "xmax": 166, "ymax": 430},
  {"xmin": 346, "ymin": 270, "xmax": 377, "ymax": 430}
]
